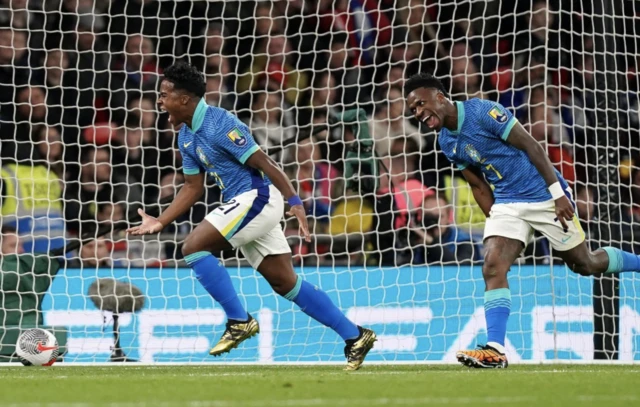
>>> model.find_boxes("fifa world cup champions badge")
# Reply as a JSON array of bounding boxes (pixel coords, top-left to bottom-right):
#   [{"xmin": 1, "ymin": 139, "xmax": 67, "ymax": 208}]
[
  {"xmin": 488, "ymin": 106, "xmax": 508, "ymax": 123},
  {"xmin": 227, "ymin": 128, "xmax": 247, "ymax": 146}
]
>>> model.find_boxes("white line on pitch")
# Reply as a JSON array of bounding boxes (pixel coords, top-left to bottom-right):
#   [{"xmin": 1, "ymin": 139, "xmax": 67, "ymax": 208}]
[
  {"xmin": 7, "ymin": 396, "xmax": 640, "ymax": 407},
  {"xmin": 1, "ymin": 397, "xmax": 537, "ymax": 407},
  {"xmin": 4, "ymin": 369, "xmax": 640, "ymax": 380},
  {"xmin": 7, "ymin": 395, "xmax": 640, "ymax": 407},
  {"xmin": 2, "ymin": 360, "xmax": 640, "ymax": 367}
]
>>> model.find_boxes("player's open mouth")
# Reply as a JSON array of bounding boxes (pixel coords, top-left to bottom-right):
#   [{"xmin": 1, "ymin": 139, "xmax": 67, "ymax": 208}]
[
  {"xmin": 422, "ymin": 113, "xmax": 439, "ymax": 129},
  {"xmin": 160, "ymin": 108, "xmax": 174, "ymax": 125}
]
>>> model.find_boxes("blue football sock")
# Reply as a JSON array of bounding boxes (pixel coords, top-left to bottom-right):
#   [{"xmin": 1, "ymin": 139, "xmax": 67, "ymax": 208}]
[
  {"xmin": 602, "ymin": 247, "xmax": 640, "ymax": 273},
  {"xmin": 284, "ymin": 277, "xmax": 360, "ymax": 341},
  {"xmin": 484, "ymin": 288, "xmax": 511, "ymax": 350},
  {"xmin": 185, "ymin": 251, "xmax": 248, "ymax": 321}
]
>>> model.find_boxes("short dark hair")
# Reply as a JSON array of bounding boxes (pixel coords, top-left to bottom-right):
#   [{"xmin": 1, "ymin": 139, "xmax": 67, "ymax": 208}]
[
  {"xmin": 1, "ymin": 225, "xmax": 17, "ymax": 235},
  {"xmin": 163, "ymin": 62, "xmax": 206, "ymax": 98},
  {"xmin": 404, "ymin": 73, "xmax": 449, "ymax": 98}
]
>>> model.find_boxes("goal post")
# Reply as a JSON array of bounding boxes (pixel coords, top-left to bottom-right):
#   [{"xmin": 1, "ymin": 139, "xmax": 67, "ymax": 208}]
[
  {"xmin": 591, "ymin": 0, "xmax": 624, "ymax": 360},
  {"xmin": 0, "ymin": 0, "xmax": 638, "ymax": 363}
]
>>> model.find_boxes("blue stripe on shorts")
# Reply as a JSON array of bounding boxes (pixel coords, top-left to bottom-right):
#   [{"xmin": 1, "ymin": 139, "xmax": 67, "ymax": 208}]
[{"xmin": 228, "ymin": 186, "xmax": 271, "ymax": 239}]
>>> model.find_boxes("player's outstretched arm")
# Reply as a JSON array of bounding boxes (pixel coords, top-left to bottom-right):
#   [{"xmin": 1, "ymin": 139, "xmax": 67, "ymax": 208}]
[
  {"xmin": 245, "ymin": 149, "xmax": 311, "ymax": 242},
  {"xmin": 127, "ymin": 173, "xmax": 205, "ymax": 235},
  {"xmin": 461, "ymin": 166, "xmax": 494, "ymax": 217},
  {"xmin": 504, "ymin": 122, "xmax": 574, "ymax": 230}
]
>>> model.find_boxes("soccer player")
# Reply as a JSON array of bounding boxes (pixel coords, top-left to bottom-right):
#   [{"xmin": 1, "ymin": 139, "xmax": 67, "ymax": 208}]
[
  {"xmin": 127, "ymin": 62, "xmax": 376, "ymax": 370},
  {"xmin": 404, "ymin": 73, "xmax": 640, "ymax": 369}
]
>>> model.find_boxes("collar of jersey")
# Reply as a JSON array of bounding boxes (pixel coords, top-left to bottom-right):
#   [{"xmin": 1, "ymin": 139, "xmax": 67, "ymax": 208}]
[
  {"xmin": 450, "ymin": 101, "xmax": 465, "ymax": 135},
  {"xmin": 188, "ymin": 98, "xmax": 208, "ymax": 132}
]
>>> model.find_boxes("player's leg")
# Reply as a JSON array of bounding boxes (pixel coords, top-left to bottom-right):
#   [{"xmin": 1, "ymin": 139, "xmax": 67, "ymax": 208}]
[
  {"xmin": 456, "ymin": 203, "xmax": 532, "ymax": 369},
  {"xmin": 554, "ymin": 239, "xmax": 640, "ymax": 276},
  {"xmin": 182, "ymin": 196, "xmax": 265, "ymax": 356},
  {"xmin": 554, "ymin": 242, "xmax": 609, "ymax": 276},
  {"xmin": 256, "ymin": 252, "xmax": 361, "ymax": 341},
  {"xmin": 456, "ymin": 236, "xmax": 522, "ymax": 369},
  {"xmin": 233, "ymin": 184, "xmax": 359, "ymax": 342},
  {"xmin": 245, "ymin": 227, "xmax": 376, "ymax": 370},
  {"xmin": 182, "ymin": 221, "xmax": 250, "ymax": 322},
  {"xmin": 529, "ymin": 190, "xmax": 640, "ymax": 276},
  {"xmin": 482, "ymin": 236, "xmax": 524, "ymax": 346}
]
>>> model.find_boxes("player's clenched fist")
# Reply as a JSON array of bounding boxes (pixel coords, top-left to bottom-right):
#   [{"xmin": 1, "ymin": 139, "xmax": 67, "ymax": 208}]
[
  {"xmin": 287, "ymin": 204, "xmax": 311, "ymax": 242},
  {"xmin": 126, "ymin": 208, "xmax": 164, "ymax": 235}
]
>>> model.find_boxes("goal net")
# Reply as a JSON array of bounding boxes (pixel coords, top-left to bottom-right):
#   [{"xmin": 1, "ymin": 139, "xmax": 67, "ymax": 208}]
[{"xmin": 0, "ymin": 0, "xmax": 638, "ymax": 363}]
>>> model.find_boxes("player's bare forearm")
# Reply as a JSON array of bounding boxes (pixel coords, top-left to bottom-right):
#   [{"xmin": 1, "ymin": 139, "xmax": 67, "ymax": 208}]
[
  {"xmin": 461, "ymin": 166, "xmax": 494, "ymax": 217},
  {"xmin": 524, "ymin": 145, "xmax": 559, "ymax": 187},
  {"xmin": 245, "ymin": 149, "xmax": 297, "ymax": 199},
  {"xmin": 157, "ymin": 173, "xmax": 205, "ymax": 227},
  {"xmin": 471, "ymin": 185, "xmax": 494, "ymax": 218},
  {"xmin": 505, "ymin": 122, "xmax": 559, "ymax": 187}
]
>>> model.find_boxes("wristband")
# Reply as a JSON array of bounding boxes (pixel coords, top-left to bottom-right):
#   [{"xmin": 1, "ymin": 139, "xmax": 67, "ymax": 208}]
[
  {"xmin": 548, "ymin": 182, "xmax": 564, "ymax": 200},
  {"xmin": 288, "ymin": 195, "xmax": 303, "ymax": 207}
]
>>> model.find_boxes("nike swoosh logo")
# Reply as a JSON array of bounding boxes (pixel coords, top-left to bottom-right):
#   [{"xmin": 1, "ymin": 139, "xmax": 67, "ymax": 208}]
[
  {"xmin": 37, "ymin": 342, "xmax": 58, "ymax": 352},
  {"xmin": 561, "ymin": 236, "xmax": 572, "ymax": 243},
  {"xmin": 183, "ymin": 142, "xmax": 193, "ymax": 148}
]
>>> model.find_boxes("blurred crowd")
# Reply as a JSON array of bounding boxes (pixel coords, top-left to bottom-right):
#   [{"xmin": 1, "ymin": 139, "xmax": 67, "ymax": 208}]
[{"xmin": 1, "ymin": 0, "xmax": 640, "ymax": 267}]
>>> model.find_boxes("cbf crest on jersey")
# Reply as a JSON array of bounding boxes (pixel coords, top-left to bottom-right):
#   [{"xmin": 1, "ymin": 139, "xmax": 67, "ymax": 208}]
[
  {"xmin": 465, "ymin": 144, "xmax": 486, "ymax": 164},
  {"xmin": 227, "ymin": 128, "xmax": 247, "ymax": 146},
  {"xmin": 488, "ymin": 105, "xmax": 508, "ymax": 123},
  {"xmin": 196, "ymin": 146, "xmax": 213, "ymax": 168}
]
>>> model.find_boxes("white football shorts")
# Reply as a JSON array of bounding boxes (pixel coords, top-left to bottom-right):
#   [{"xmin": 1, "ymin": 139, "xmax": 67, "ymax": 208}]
[
  {"xmin": 484, "ymin": 187, "xmax": 586, "ymax": 251},
  {"xmin": 205, "ymin": 184, "xmax": 291, "ymax": 268}
]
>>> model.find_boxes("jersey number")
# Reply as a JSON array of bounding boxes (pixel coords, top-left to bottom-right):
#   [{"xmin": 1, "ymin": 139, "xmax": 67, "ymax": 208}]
[
  {"xmin": 219, "ymin": 199, "xmax": 240, "ymax": 214},
  {"xmin": 485, "ymin": 164, "xmax": 503, "ymax": 180}
]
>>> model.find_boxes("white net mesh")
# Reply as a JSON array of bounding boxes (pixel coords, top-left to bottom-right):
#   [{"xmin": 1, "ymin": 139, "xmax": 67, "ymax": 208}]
[{"xmin": 0, "ymin": 0, "xmax": 638, "ymax": 363}]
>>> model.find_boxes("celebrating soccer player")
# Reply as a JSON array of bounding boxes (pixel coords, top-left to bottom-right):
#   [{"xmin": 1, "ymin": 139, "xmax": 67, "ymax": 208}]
[
  {"xmin": 127, "ymin": 62, "xmax": 376, "ymax": 370},
  {"xmin": 405, "ymin": 73, "xmax": 640, "ymax": 369}
]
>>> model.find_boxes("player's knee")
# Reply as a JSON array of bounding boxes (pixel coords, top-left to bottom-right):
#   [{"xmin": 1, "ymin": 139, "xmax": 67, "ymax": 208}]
[
  {"xmin": 482, "ymin": 252, "xmax": 509, "ymax": 282},
  {"xmin": 272, "ymin": 281, "xmax": 292, "ymax": 296},
  {"xmin": 181, "ymin": 236, "xmax": 199, "ymax": 258},
  {"xmin": 266, "ymin": 270, "xmax": 298, "ymax": 296},
  {"xmin": 271, "ymin": 274, "xmax": 297, "ymax": 296},
  {"xmin": 567, "ymin": 257, "xmax": 594, "ymax": 276}
]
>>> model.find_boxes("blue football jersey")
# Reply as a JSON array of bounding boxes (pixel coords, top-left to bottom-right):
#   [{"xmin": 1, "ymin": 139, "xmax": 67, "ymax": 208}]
[
  {"xmin": 438, "ymin": 98, "xmax": 567, "ymax": 204},
  {"xmin": 178, "ymin": 99, "xmax": 271, "ymax": 201}
]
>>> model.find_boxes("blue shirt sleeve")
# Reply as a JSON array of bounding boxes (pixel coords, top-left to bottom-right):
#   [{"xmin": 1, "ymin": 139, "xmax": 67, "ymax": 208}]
[
  {"xmin": 478, "ymin": 101, "xmax": 518, "ymax": 141},
  {"xmin": 178, "ymin": 130, "xmax": 201, "ymax": 176},
  {"xmin": 181, "ymin": 149, "xmax": 201, "ymax": 175},
  {"xmin": 219, "ymin": 124, "xmax": 260, "ymax": 164},
  {"xmin": 455, "ymin": 160, "xmax": 469, "ymax": 171}
]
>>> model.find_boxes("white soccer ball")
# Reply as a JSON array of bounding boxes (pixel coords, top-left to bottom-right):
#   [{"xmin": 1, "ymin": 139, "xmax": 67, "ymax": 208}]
[{"xmin": 16, "ymin": 328, "xmax": 59, "ymax": 366}]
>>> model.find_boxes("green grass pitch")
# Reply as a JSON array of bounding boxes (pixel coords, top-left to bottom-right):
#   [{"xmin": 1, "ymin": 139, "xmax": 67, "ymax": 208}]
[{"xmin": 1, "ymin": 365, "xmax": 639, "ymax": 406}]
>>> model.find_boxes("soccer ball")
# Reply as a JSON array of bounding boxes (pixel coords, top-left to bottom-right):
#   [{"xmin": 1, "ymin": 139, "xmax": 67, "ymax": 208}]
[{"xmin": 15, "ymin": 328, "xmax": 59, "ymax": 366}]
